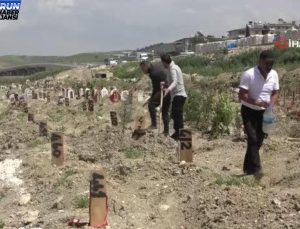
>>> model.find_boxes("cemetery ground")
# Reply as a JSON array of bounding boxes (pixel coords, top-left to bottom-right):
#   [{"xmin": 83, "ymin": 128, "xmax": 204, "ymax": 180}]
[{"xmin": 0, "ymin": 64, "xmax": 300, "ymax": 229}]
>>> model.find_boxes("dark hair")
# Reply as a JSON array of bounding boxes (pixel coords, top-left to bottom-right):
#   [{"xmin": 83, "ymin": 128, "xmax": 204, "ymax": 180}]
[
  {"xmin": 259, "ymin": 50, "xmax": 274, "ymax": 60},
  {"xmin": 160, "ymin": 54, "xmax": 172, "ymax": 64}
]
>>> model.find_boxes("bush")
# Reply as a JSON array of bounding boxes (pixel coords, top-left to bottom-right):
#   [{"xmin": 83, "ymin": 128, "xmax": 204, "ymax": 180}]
[
  {"xmin": 112, "ymin": 62, "xmax": 143, "ymax": 79},
  {"xmin": 185, "ymin": 90, "xmax": 237, "ymax": 138}
]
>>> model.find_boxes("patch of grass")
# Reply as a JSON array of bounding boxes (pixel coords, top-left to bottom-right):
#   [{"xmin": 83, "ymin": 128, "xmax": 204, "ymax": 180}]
[
  {"xmin": 0, "ymin": 220, "xmax": 4, "ymax": 229},
  {"xmin": 124, "ymin": 147, "xmax": 144, "ymax": 159},
  {"xmin": 28, "ymin": 138, "xmax": 44, "ymax": 148},
  {"xmin": 73, "ymin": 195, "xmax": 89, "ymax": 209},
  {"xmin": 213, "ymin": 175, "xmax": 259, "ymax": 187},
  {"xmin": 53, "ymin": 169, "xmax": 76, "ymax": 189}
]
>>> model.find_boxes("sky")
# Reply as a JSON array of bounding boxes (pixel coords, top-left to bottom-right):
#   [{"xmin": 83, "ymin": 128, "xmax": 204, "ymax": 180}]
[{"xmin": 0, "ymin": 0, "xmax": 300, "ymax": 56}]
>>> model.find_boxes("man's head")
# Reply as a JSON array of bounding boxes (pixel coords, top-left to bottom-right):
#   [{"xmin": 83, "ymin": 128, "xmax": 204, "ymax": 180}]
[
  {"xmin": 140, "ymin": 61, "xmax": 151, "ymax": 74},
  {"xmin": 258, "ymin": 50, "xmax": 275, "ymax": 77},
  {"xmin": 160, "ymin": 54, "xmax": 172, "ymax": 69}
]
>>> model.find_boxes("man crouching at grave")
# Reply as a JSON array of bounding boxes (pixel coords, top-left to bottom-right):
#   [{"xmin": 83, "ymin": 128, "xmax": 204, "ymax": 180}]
[
  {"xmin": 140, "ymin": 61, "xmax": 171, "ymax": 136},
  {"xmin": 161, "ymin": 54, "xmax": 188, "ymax": 141},
  {"xmin": 238, "ymin": 50, "xmax": 279, "ymax": 178}
]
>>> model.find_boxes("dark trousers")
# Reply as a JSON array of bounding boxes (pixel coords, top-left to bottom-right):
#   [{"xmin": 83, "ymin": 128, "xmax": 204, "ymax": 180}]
[
  {"xmin": 148, "ymin": 93, "xmax": 171, "ymax": 133},
  {"xmin": 241, "ymin": 105, "xmax": 265, "ymax": 174},
  {"xmin": 171, "ymin": 96, "xmax": 186, "ymax": 135}
]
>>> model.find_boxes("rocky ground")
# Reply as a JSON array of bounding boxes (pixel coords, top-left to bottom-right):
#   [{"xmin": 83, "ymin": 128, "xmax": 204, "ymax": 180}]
[{"xmin": 0, "ymin": 69, "xmax": 299, "ymax": 229}]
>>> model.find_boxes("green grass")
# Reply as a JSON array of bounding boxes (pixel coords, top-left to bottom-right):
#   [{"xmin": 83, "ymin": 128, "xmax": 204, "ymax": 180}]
[
  {"xmin": 124, "ymin": 147, "xmax": 144, "ymax": 159},
  {"xmin": 28, "ymin": 138, "xmax": 45, "ymax": 148},
  {"xmin": 175, "ymin": 48, "xmax": 300, "ymax": 77},
  {"xmin": 112, "ymin": 62, "xmax": 143, "ymax": 79},
  {"xmin": 213, "ymin": 175, "xmax": 259, "ymax": 187},
  {"xmin": 0, "ymin": 220, "xmax": 4, "ymax": 229},
  {"xmin": 73, "ymin": 195, "xmax": 89, "ymax": 209}
]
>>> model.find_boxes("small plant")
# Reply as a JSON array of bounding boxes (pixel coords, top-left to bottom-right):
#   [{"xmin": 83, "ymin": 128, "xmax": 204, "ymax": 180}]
[
  {"xmin": 73, "ymin": 195, "xmax": 89, "ymax": 209},
  {"xmin": 28, "ymin": 138, "xmax": 44, "ymax": 148},
  {"xmin": 0, "ymin": 220, "xmax": 4, "ymax": 229},
  {"xmin": 124, "ymin": 147, "xmax": 144, "ymax": 159},
  {"xmin": 213, "ymin": 175, "xmax": 259, "ymax": 187}
]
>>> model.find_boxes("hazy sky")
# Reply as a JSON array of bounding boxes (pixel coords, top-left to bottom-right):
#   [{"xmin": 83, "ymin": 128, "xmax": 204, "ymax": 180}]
[{"xmin": 0, "ymin": 0, "xmax": 300, "ymax": 56}]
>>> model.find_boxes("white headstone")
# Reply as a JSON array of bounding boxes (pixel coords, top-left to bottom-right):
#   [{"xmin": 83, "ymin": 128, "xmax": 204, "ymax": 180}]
[
  {"xmin": 121, "ymin": 90, "xmax": 129, "ymax": 101},
  {"xmin": 101, "ymin": 87, "xmax": 109, "ymax": 98}
]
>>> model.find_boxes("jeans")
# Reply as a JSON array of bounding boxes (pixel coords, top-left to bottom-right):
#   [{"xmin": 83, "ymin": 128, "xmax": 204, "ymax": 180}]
[
  {"xmin": 171, "ymin": 96, "xmax": 186, "ymax": 136},
  {"xmin": 241, "ymin": 105, "xmax": 265, "ymax": 174},
  {"xmin": 148, "ymin": 93, "xmax": 171, "ymax": 133}
]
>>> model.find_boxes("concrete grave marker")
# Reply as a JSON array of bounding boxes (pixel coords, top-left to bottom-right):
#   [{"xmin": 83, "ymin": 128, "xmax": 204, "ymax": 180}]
[
  {"xmin": 137, "ymin": 91, "xmax": 144, "ymax": 102},
  {"xmin": 39, "ymin": 121, "xmax": 48, "ymax": 137},
  {"xmin": 89, "ymin": 170, "xmax": 108, "ymax": 228},
  {"xmin": 179, "ymin": 129, "xmax": 193, "ymax": 162},
  {"xmin": 132, "ymin": 116, "xmax": 146, "ymax": 140},
  {"xmin": 28, "ymin": 113, "xmax": 34, "ymax": 122},
  {"xmin": 51, "ymin": 133, "xmax": 64, "ymax": 166},
  {"xmin": 80, "ymin": 88, "xmax": 84, "ymax": 98},
  {"xmin": 65, "ymin": 98, "xmax": 70, "ymax": 107},
  {"xmin": 101, "ymin": 87, "xmax": 109, "ymax": 98},
  {"xmin": 110, "ymin": 111, "xmax": 118, "ymax": 126},
  {"xmin": 32, "ymin": 91, "xmax": 38, "ymax": 100},
  {"xmin": 82, "ymin": 100, "xmax": 87, "ymax": 111},
  {"xmin": 69, "ymin": 89, "xmax": 74, "ymax": 99},
  {"xmin": 88, "ymin": 99, "xmax": 94, "ymax": 112},
  {"xmin": 46, "ymin": 92, "xmax": 50, "ymax": 103},
  {"xmin": 57, "ymin": 97, "xmax": 64, "ymax": 106},
  {"xmin": 121, "ymin": 90, "xmax": 129, "ymax": 101}
]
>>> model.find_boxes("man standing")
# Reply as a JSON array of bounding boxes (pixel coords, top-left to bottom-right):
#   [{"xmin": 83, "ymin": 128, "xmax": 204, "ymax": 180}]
[
  {"xmin": 140, "ymin": 61, "xmax": 171, "ymax": 136},
  {"xmin": 239, "ymin": 50, "xmax": 279, "ymax": 177},
  {"xmin": 161, "ymin": 54, "xmax": 187, "ymax": 140}
]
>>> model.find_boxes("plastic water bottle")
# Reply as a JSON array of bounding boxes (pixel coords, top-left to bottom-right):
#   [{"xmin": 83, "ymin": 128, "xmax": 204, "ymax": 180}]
[{"xmin": 262, "ymin": 108, "xmax": 277, "ymax": 134}]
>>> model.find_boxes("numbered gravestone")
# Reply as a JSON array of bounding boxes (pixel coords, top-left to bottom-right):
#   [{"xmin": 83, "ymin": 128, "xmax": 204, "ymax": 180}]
[
  {"xmin": 89, "ymin": 171, "xmax": 108, "ymax": 228},
  {"xmin": 39, "ymin": 121, "xmax": 48, "ymax": 137},
  {"xmin": 132, "ymin": 116, "xmax": 146, "ymax": 140},
  {"xmin": 82, "ymin": 100, "xmax": 87, "ymax": 111},
  {"xmin": 32, "ymin": 92, "xmax": 38, "ymax": 100},
  {"xmin": 65, "ymin": 98, "xmax": 70, "ymax": 107},
  {"xmin": 179, "ymin": 129, "xmax": 193, "ymax": 162},
  {"xmin": 28, "ymin": 113, "xmax": 34, "ymax": 122},
  {"xmin": 88, "ymin": 99, "xmax": 94, "ymax": 112},
  {"xmin": 110, "ymin": 112, "xmax": 118, "ymax": 126},
  {"xmin": 51, "ymin": 133, "xmax": 64, "ymax": 166}
]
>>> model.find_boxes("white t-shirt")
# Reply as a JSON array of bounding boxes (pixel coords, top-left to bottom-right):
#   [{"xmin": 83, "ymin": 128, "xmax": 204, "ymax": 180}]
[{"xmin": 239, "ymin": 67, "xmax": 280, "ymax": 110}]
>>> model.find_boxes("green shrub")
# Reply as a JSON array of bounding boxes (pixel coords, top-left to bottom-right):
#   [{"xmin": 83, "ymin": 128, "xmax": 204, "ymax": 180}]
[
  {"xmin": 124, "ymin": 147, "xmax": 144, "ymax": 159},
  {"xmin": 185, "ymin": 90, "xmax": 237, "ymax": 138},
  {"xmin": 112, "ymin": 62, "xmax": 143, "ymax": 79},
  {"xmin": 73, "ymin": 195, "xmax": 89, "ymax": 209},
  {"xmin": 0, "ymin": 220, "xmax": 4, "ymax": 229}
]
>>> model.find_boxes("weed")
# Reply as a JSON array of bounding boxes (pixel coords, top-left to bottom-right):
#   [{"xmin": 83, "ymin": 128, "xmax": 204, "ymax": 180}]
[
  {"xmin": 124, "ymin": 147, "xmax": 144, "ymax": 159},
  {"xmin": 73, "ymin": 195, "xmax": 89, "ymax": 209},
  {"xmin": 213, "ymin": 175, "xmax": 259, "ymax": 187},
  {"xmin": 0, "ymin": 220, "xmax": 4, "ymax": 229}
]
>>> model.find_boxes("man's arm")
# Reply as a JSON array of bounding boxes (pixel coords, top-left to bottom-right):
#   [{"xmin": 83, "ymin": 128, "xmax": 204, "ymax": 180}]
[
  {"xmin": 238, "ymin": 88, "xmax": 268, "ymax": 108},
  {"xmin": 269, "ymin": 90, "xmax": 279, "ymax": 107},
  {"xmin": 165, "ymin": 68, "xmax": 177, "ymax": 96}
]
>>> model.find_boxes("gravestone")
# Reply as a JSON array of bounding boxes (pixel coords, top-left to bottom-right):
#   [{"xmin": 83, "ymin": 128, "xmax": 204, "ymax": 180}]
[
  {"xmin": 179, "ymin": 129, "xmax": 193, "ymax": 162},
  {"xmin": 89, "ymin": 170, "xmax": 108, "ymax": 228},
  {"xmin": 51, "ymin": 133, "xmax": 64, "ymax": 166},
  {"xmin": 110, "ymin": 111, "xmax": 118, "ymax": 126}
]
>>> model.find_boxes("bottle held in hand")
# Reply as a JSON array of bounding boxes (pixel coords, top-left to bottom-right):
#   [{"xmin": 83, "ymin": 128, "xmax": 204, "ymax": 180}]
[{"xmin": 262, "ymin": 107, "xmax": 277, "ymax": 134}]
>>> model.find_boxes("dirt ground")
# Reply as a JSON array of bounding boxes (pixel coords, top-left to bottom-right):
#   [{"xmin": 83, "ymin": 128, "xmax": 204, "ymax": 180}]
[{"xmin": 0, "ymin": 69, "xmax": 299, "ymax": 229}]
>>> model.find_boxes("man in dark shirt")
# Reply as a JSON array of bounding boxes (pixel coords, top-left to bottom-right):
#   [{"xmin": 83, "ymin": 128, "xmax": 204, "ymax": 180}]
[{"xmin": 140, "ymin": 61, "xmax": 171, "ymax": 135}]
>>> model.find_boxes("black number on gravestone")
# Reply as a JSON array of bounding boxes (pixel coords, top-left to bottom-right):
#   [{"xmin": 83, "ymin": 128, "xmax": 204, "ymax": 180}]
[
  {"xmin": 53, "ymin": 150, "xmax": 61, "ymax": 158},
  {"xmin": 90, "ymin": 173, "xmax": 106, "ymax": 198},
  {"xmin": 181, "ymin": 142, "xmax": 192, "ymax": 150},
  {"xmin": 180, "ymin": 130, "xmax": 190, "ymax": 139}
]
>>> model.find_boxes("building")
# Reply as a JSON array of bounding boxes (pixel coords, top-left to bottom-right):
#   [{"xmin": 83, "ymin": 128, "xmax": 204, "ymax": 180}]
[{"xmin": 228, "ymin": 19, "xmax": 299, "ymax": 39}]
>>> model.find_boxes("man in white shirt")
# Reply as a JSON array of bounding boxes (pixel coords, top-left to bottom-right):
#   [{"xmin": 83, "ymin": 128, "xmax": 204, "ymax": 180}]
[
  {"xmin": 161, "ymin": 54, "xmax": 188, "ymax": 140},
  {"xmin": 239, "ymin": 50, "xmax": 280, "ymax": 177}
]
